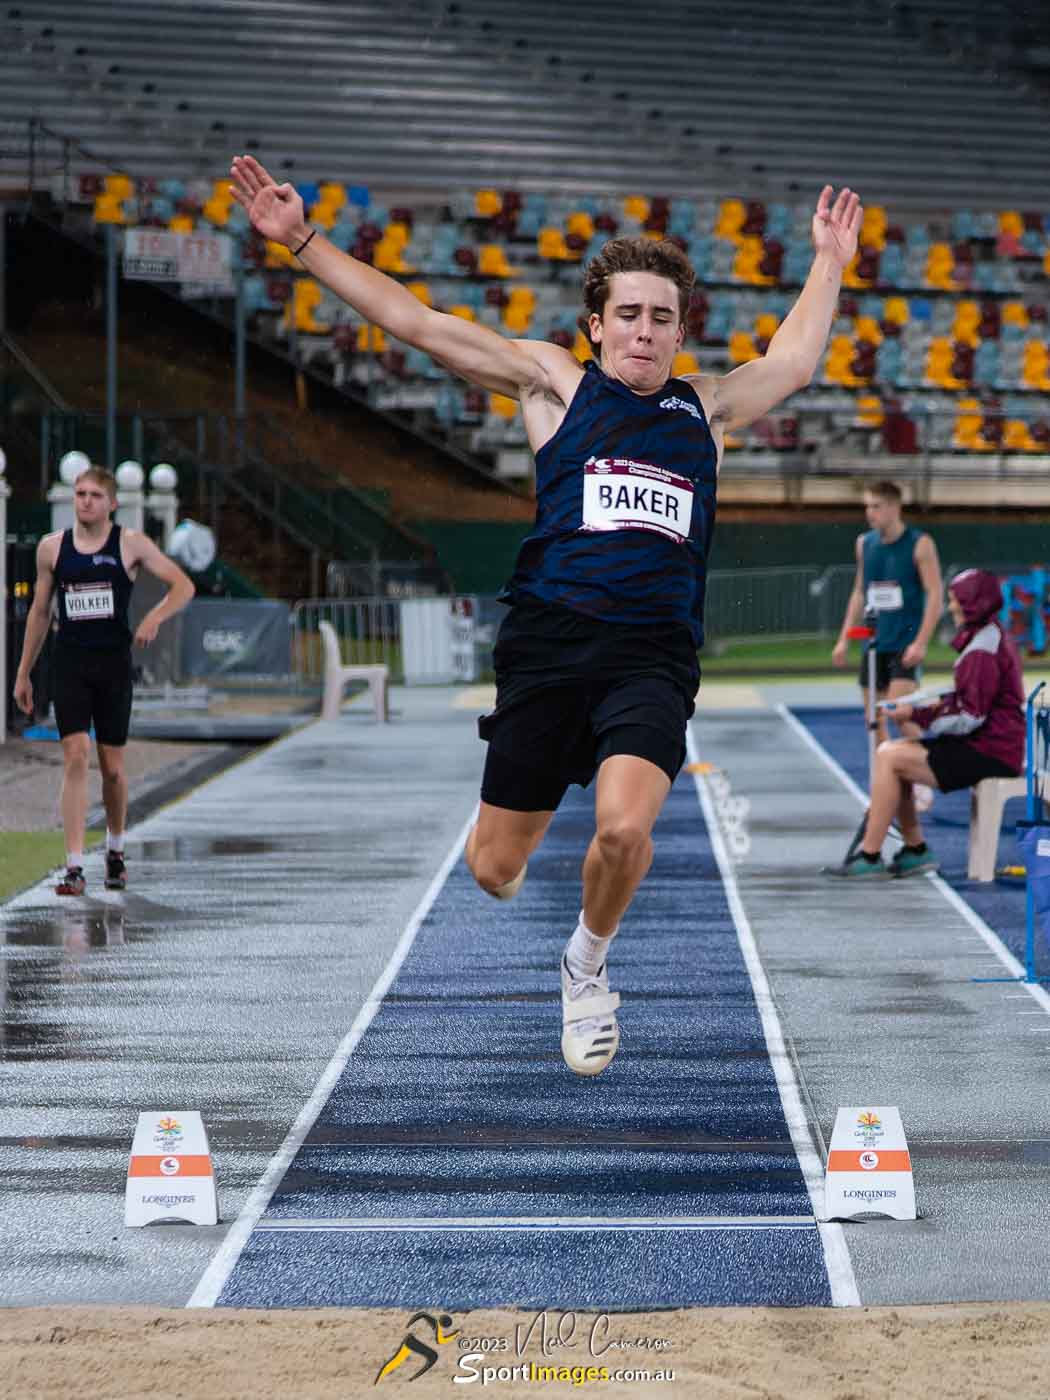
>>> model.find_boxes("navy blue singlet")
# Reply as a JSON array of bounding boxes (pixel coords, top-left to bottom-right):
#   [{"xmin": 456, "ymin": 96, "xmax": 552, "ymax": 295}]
[
  {"xmin": 54, "ymin": 523, "xmax": 134, "ymax": 651},
  {"xmin": 502, "ymin": 361, "xmax": 718, "ymax": 647}
]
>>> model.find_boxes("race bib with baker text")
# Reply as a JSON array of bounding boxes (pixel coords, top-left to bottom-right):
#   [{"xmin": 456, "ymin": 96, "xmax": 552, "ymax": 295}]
[
  {"xmin": 581, "ymin": 457, "xmax": 694, "ymax": 543},
  {"xmin": 64, "ymin": 582, "xmax": 115, "ymax": 621}
]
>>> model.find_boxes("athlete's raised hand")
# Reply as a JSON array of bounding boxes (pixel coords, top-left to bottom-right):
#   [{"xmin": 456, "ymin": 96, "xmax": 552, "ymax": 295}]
[
  {"xmin": 229, "ymin": 154, "xmax": 307, "ymax": 246},
  {"xmin": 811, "ymin": 185, "xmax": 862, "ymax": 268}
]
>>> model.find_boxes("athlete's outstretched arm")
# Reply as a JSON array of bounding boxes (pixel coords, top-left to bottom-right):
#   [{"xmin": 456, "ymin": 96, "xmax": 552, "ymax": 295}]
[
  {"xmin": 697, "ymin": 185, "xmax": 862, "ymax": 432},
  {"xmin": 229, "ymin": 154, "xmax": 560, "ymax": 399}
]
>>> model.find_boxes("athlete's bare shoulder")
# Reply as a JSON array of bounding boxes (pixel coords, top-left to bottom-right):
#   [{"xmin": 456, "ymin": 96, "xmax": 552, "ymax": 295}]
[
  {"xmin": 37, "ymin": 530, "xmax": 63, "ymax": 569},
  {"xmin": 680, "ymin": 371, "xmax": 719, "ymax": 419},
  {"xmin": 513, "ymin": 339, "xmax": 586, "ymax": 406}
]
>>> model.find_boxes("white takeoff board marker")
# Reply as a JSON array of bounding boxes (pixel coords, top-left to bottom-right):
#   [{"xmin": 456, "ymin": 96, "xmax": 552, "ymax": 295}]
[
  {"xmin": 822, "ymin": 1106, "xmax": 916, "ymax": 1221},
  {"xmin": 125, "ymin": 1111, "xmax": 218, "ymax": 1227}
]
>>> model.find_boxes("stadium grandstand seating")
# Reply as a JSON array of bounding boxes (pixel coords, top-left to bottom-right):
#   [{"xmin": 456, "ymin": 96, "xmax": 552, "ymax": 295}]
[
  {"xmin": 65, "ymin": 173, "xmax": 1050, "ymax": 486},
  {"xmin": 1, "ymin": 0, "xmax": 1049, "ymax": 205}
]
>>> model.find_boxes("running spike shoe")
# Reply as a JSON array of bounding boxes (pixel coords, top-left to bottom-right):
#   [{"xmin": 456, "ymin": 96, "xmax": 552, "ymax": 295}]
[
  {"xmin": 890, "ymin": 847, "xmax": 939, "ymax": 879},
  {"xmin": 828, "ymin": 853, "xmax": 888, "ymax": 878},
  {"xmin": 55, "ymin": 866, "xmax": 86, "ymax": 897},
  {"xmin": 104, "ymin": 850, "xmax": 127, "ymax": 891},
  {"xmin": 561, "ymin": 956, "xmax": 620, "ymax": 1076}
]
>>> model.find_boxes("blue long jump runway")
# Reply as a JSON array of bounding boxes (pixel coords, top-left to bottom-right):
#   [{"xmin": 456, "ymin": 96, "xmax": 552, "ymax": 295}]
[{"xmin": 198, "ymin": 747, "xmax": 845, "ymax": 1310}]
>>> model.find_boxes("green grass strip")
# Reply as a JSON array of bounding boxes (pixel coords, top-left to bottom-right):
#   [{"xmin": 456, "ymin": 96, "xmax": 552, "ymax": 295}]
[{"xmin": 0, "ymin": 831, "xmax": 104, "ymax": 904}]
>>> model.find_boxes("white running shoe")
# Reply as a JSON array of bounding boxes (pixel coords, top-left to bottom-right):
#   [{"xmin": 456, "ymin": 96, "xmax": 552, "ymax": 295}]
[
  {"xmin": 490, "ymin": 863, "xmax": 527, "ymax": 900},
  {"xmin": 914, "ymin": 783, "xmax": 935, "ymax": 814},
  {"xmin": 560, "ymin": 956, "xmax": 621, "ymax": 1076}
]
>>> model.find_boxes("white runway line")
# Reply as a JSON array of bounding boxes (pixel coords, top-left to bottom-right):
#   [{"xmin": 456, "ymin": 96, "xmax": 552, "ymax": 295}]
[
  {"xmin": 185, "ymin": 804, "xmax": 479, "ymax": 1309},
  {"xmin": 685, "ymin": 725, "xmax": 861, "ymax": 1309},
  {"xmin": 255, "ymin": 1216, "xmax": 817, "ymax": 1233},
  {"xmin": 777, "ymin": 703, "xmax": 1050, "ymax": 1019}
]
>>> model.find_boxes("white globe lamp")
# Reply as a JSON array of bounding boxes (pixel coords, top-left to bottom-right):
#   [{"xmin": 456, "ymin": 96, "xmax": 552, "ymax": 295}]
[
  {"xmin": 150, "ymin": 462, "xmax": 178, "ymax": 491},
  {"xmin": 115, "ymin": 460, "xmax": 145, "ymax": 490},
  {"xmin": 58, "ymin": 449, "xmax": 91, "ymax": 485}
]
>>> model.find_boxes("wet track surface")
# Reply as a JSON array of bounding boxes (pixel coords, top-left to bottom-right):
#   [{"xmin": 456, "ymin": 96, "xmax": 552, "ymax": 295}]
[{"xmin": 1, "ymin": 689, "xmax": 1048, "ymax": 1309}]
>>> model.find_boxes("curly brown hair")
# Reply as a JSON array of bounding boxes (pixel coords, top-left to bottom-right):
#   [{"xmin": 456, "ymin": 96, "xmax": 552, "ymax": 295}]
[{"xmin": 579, "ymin": 237, "xmax": 696, "ymax": 352}]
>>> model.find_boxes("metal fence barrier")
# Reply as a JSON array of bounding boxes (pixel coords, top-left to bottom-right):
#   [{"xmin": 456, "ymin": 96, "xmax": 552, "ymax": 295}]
[{"xmin": 291, "ymin": 568, "xmax": 861, "ymax": 688}]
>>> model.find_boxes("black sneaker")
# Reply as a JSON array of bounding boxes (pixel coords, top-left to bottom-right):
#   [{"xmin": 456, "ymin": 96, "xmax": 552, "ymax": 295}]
[
  {"xmin": 56, "ymin": 866, "xmax": 86, "ymax": 897},
  {"xmin": 104, "ymin": 851, "xmax": 127, "ymax": 891}
]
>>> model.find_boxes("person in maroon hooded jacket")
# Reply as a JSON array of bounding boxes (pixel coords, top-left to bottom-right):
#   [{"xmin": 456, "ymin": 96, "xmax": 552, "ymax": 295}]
[{"xmin": 836, "ymin": 568, "xmax": 1025, "ymax": 878}]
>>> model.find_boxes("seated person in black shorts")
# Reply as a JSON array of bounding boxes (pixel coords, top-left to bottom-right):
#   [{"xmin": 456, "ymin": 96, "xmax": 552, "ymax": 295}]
[
  {"xmin": 13, "ymin": 466, "xmax": 194, "ymax": 896},
  {"xmin": 230, "ymin": 152, "xmax": 863, "ymax": 1075},
  {"xmin": 836, "ymin": 569, "xmax": 1024, "ymax": 879}
]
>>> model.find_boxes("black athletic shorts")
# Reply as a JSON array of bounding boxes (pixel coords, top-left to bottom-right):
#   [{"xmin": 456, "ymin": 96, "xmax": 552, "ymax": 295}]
[
  {"xmin": 858, "ymin": 645, "xmax": 920, "ymax": 691},
  {"xmin": 478, "ymin": 598, "xmax": 700, "ymax": 813},
  {"xmin": 52, "ymin": 645, "xmax": 133, "ymax": 746},
  {"xmin": 922, "ymin": 736, "xmax": 1020, "ymax": 794}
]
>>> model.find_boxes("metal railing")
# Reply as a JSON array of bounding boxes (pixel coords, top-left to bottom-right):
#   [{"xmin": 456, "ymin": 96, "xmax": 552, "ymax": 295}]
[
  {"xmin": 292, "ymin": 598, "xmax": 405, "ymax": 685},
  {"xmin": 704, "ymin": 564, "xmax": 858, "ymax": 642},
  {"xmin": 290, "ymin": 567, "xmax": 865, "ymax": 688}
]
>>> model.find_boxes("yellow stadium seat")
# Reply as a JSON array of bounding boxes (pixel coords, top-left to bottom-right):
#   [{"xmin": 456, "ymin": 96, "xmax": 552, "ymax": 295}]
[
  {"xmin": 265, "ymin": 239, "xmax": 295, "ymax": 267},
  {"xmin": 998, "ymin": 210, "xmax": 1023, "ymax": 238},
  {"xmin": 729, "ymin": 331, "xmax": 759, "ymax": 365},
  {"xmin": 623, "ymin": 195, "xmax": 650, "ymax": 222},
  {"xmin": 924, "ymin": 243, "xmax": 956, "ymax": 290},
  {"xmin": 538, "ymin": 228, "xmax": 570, "ymax": 260},
  {"xmin": 489, "ymin": 392, "xmax": 518, "ymax": 419},
  {"xmin": 373, "ymin": 237, "xmax": 413, "ymax": 273},
  {"xmin": 93, "ymin": 193, "xmax": 126, "ymax": 225},
  {"xmin": 574, "ymin": 330, "xmax": 593, "ymax": 363},
  {"xmin": 356, "ymin": 324, "xmax": 386, "ymax": 353},
  {"xmin": 478, "ymin": 244, "xmax": 517, "ymax": 277},
  {"xmin": 406, "ymin": 282, "xmax": 433, "ymax": 306},
  {"xmin": 1022, "ymin": 342, "xmax": 1050, "ymax": 390},
  {"xmin": 104, "ymin": 173, "xmax": 134, "ymax": 200},
  {"xmin": 502, "ymin": 303, "xmax": 532, "ymax": 333},
  {"xmin": 854, "ymin": 315, "xmax": 883, "ymax": 346},
  {"xmin": 475, "ymin": 189, "xmax": 502, "ymax": 218},
  {"xmin": 567, "ymin": 211, "xmax": 595, "ymax": 241},
  {"xmin": 506, "ymin": 286, "xmax": 536, "ymax": 308},
  {"xmin": 1002, "ymin": 420, "xmax": 1036, "ymax": 452},
  {"xmin": 318, "ymin": 182, "xmax": 347, "ymax": 210},
  {"xmin": 449, "ymin": 305, "xmax": 476, "ymax": 322},
  {"xmin": 672, "ymin": 350, "xmax": 701, "ymax": 376},
  {"xmin": 1002, "ymin": 301, "xmax": 1029, "ymax": 328},
  {"xmin": 308, "ymin": 200, "xmax": 339, "ymax": 230},
  {"xmin": 384, "ymin": 221, "xmax": 411, "ymax": 248},
  {"xmin": 283, "ymin": 279, "xmax": 330, "ymax": 334},
  {"xmin": 754, "ymin": 312, "xmax": 779, "ymax": 341},
  {"xmin": 715, "ymin": 198, "xmax": 745, "ymax": 241},
  {"xmin": 168, "ymin": 213, "xmax": 196, "ymax": 235},
  {"xmin": 953, "ymin": 399, "xmax": 984, "ymax": 449},
  {"xmin": 882, "ymin": 296, "xmax": 909, "ymax": 326},
  {"xmin": 856, "ymin": 395, "xmax": 885, "ymax": 428},
  {"xmin": 860, "ymin": 206, "xmax": 887, "ymax": 251},
  {"xmin": 203, "ymin": 196, "xmax": 230, "ymax": 227}
]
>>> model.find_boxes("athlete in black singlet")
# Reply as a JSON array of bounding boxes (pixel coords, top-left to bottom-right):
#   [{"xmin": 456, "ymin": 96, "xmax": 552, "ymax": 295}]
[
  {"xmin": 13, "ymin": 467, "xmax": 194, "ymax": 896},
  {"xmin": 231, "ymin": 152, "xmax": 861, "ymax": 1076}
]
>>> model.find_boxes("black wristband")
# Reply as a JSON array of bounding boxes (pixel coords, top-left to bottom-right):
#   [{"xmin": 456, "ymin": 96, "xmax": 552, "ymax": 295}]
[{"xmin": 292, "ymin": 228, "xmax": 317, "ymax": 257}]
